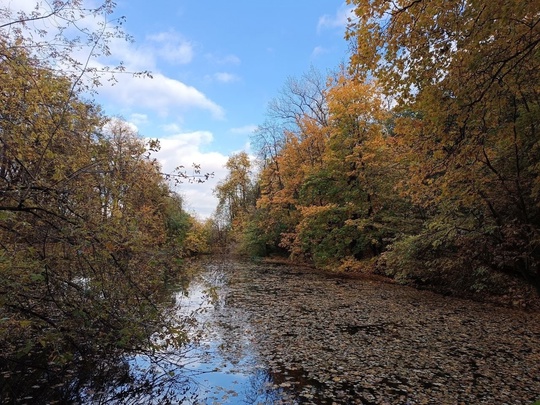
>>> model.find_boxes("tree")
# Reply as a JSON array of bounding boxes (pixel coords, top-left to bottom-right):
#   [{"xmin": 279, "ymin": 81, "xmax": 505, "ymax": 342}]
[
  {"xmin": 268, "ymin": 65, "xmax": 329, "ymax": 130},
  {"xmin": 0, "ymin": 8, "xmax": 193, "ymax": 399},
  {"xmin": 0, "ymin": 51, "xmax": 175, "ymax": 349},
  {"xmin": 272, "ymin": 74, "xmax": 416, "ymax": 267},
  {"xmin": 347, "ymin": 0, "xmax": 540, "ymax": 289},
  {"xmin": 245, "ymin": 68, "xmax": 335, "ymax": 258},
  {"xmin": 252, "ymin": 67, "xmax": 331, "ymax": 199},
  {"xmin": 214, "ymin": 152, "xmax": 257, "ymax": 226},
  {"xmin": 0, "ymin": 0, "xmax": 145, "ymax": 92}
]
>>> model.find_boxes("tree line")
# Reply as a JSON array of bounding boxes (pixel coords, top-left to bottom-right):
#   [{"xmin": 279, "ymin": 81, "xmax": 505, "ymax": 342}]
[{"xmin": 214, "ymin": 0, "xmax": 540, "ymax": 297}]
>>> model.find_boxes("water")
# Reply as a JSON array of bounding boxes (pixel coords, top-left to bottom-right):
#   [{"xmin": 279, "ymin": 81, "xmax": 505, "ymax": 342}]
[
  {"xmin": 81, "ymin": 260, "xmax": 289, "ymax": 404},
  {"xmin": 5, "ymin": 258, "xmax": 539, "ymax": 404},
  {"xmin": 172, "ymin": 263, "xmax": 283, "ymax": 404}
]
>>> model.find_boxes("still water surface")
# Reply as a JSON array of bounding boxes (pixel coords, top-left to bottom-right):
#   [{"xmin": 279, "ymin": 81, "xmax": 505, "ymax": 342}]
[
  {"xmin": 85, "ymin": 259, "xmax": 288, "ymax": 404},
  {"xmin": 7, "ymin": 258, "xmax": 539, "ymax": 404}
]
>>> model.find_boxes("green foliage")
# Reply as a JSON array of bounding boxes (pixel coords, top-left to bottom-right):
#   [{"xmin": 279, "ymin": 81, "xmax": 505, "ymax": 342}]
[
  {"xmin": 234, "ymin": 206, "xmax": 268, "ymax": 257},
  {"xmin": 212, "ymin": 152, "xmax": 259, "ymax": 252},
  {"xmin": 247, "ymin": 72, "xmax": 417, "ymax": 269},
  {"xmin": 378, "ymin": 234, "xmax": 437, "ymax": 284},
  {"xmin": 214, "ymin": 152, "xmax": 257, "ymax": 226},
  {"xmin": 288, "ymin": 205, "xmax": 361, "ymax": 267}
]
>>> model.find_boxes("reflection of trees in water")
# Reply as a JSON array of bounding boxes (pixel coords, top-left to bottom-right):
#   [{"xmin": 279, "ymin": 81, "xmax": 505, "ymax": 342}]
[
  {"xmin": 241, "ymin": 368, "xmax": 289, "ymax": 405},
  {"xmin": 0, "ymin": 272, "xmax": 204, "ymax": 404},
  {"xmin": 0, "ymin": 260, "xmax": 296, "ymax": 404},
  {"xmin": 1, "ymin": 341, "xmax": 291, "ymax": 405},
  {"xmin": 85, "ymin": 352, "xmax": 201, "ymax": 404},
  {"xmin": 0, "ymin": 350, "xmax": 204, "ymax": 404}
]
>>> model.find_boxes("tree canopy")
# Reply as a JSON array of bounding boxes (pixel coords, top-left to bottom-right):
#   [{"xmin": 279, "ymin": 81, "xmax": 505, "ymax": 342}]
[
  {"xmin": 224, "ymin": 0, "xmax": 540, "ymax": 296},
  {"xmin": 0, "ymin": 2, "xmax": 207, "ymax": 400}
]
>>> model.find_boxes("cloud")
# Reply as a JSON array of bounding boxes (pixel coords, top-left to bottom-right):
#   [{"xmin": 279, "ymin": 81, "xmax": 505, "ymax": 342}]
[
  {"xmin": 3, "ymin": 0, "xmax": 134, "ymax": 71},
  {"xmin": 317, "ymin": 4, "xmax": 354, "ymax": 32},
  {"xmin": 230, "ymin": 125, "xmax": 257, "ymax": 135},
  {"xmin": 104, "ymin": 37, "xmax": 157, "ymax": 71},
  {"xmin": 4, "ymin": 0, "xmax": 39, "ymax": 13},
  {"xmin": 90, "ymin": 29, "xmax": 225, "ymax": 122},
  {"xmin": 147, "ymin": 30, "xmax": 194, "ymax": 65},
  {"xmin": 97, "ymin": 30, "xmax": 193, "ymax": 72},
  {"xmin": 150, "ymin": 131, "xmax": 229, "ymax": 219},
  {"xmin": 211, "ymin": 72, "xmax": 240, "ymax": 83},
  {"xmin": 311, "ymin": 46, "xmax": 328, "ymax": 58},
  {"xmin": 103, "ymin": 116, "xmax": 139, "ymax": 133},
  {"xmin": 99, "ymin": 72, "xmax": 225, "ymax": 119},
  {"xmin": 130, "ymin": 113, "xmax": 149, "ymax": 125},
  {"xmin": 162, "ymin": 123, "xmax": 182, "ymax": 133}
]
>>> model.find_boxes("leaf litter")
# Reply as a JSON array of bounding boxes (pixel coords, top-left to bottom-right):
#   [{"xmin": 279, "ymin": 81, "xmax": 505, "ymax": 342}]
[{"xmin": 193, "ymin": 258, "xmax": 540, "ymax": 405}]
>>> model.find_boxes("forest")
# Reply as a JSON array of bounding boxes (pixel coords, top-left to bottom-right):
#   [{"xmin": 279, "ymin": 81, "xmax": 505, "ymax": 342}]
[
  {"xmin": 0, "ymin": 0, "xmax": 539, "ymax": 402},
  {"xmin": 214, "ymin": 0, "xmax": 540, "ymax": 300}
]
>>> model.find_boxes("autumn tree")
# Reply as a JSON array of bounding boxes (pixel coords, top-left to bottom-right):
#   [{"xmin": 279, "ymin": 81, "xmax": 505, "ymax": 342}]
[
  {"xmin": 245, "ymin": 68, "xmax": 334, "ymax": 257},
  {"xmin": 252, "ymin": 66, "xmax": 330, "ymax": 191},
  {"xmin": 267, "ymin": 65, "xmax": 329, "ymax": 130},
  {"xmin": 261, "ymin": 71, "xmax": 418, "ymax": 268},
  {"xmin": 214, "ymin": 152, "xmax": 256, "ymax": 224},
  {"xmin": 347, "ymin": 0, "xmax": 540, "ymax": 290},
  {"xmin": 290, "ymin": 74, "xmax": 413, "ymax": 266},
  {"xmin": 0, "ymin": 4, "xmax": 198, "ymax": 400},
  {"xmin": 0, "ymin": 0, "xmax": 145, "ymax": 91},
  {"xmin": 0, "ymin": 53, "xmax": 203, "ymax": 405}
]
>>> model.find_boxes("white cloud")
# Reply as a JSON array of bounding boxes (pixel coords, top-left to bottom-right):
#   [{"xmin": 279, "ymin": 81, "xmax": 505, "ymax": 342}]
[
  {"xmin": 104, "ymin": 37, "xmax": 157, "ymax": 71},
  {"xmin": 147, "ymin": 30, "xmax": 194, "ymax": 65},
  {"xmin": 4, "ymin": 0, "xmax": 38, "ymax": 13},
  {"xmin": 230, "ymin": 125, "xmax": 257, "ymax": 135},
  {"xmin": 3, "ymin": 0, "xmax": 131, "ymax": 71},
  {"xmin": 92, "ymin": 29, "xmax": 225, "ymax": 121},
  {"xmin": 311, "ymin": 46, "xmax": 327, "ymax": 58},
  {"xmin": 212, "ymin": 72, "xmax": 240, "ymax": 83},
  {"xmin": 103, "ymin": 116, "xmax": 139, "ymax": 133},
  {"xmin": 317, "ymin": 4, "xmax": 354, "ymax": 32},
  {"xmin": 162, "ymin": 123, "xmax": 182, "ymax": 133},
  {"xmin": 98, "ymin": 30, "xmax": 193, "ymax": 71},
  {"xmin": 130, "ymin": 113, "xmax": 149, "ymax": 125},
  {"xmin": 99, "ymin": 72, "xmax": 225, "ymax": 119},
  {"xmin": 150, "ymin": 131, "xmax": 229, "ymax": 219}
]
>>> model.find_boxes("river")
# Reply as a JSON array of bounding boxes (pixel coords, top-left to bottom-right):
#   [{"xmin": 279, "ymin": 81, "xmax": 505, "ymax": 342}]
[{"xmin": 7, "ymin": 257, "xmax": 540, "ymax": 404}]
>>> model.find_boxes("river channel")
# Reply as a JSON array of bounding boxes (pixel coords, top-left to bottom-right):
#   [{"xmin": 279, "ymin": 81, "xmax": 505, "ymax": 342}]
[
  {"xmin": 23, "ymin": 257, "xmax": 540, "ymax": 404},
  {"xmin": 108, "ymin": 257, "xmax": 540, "ymax": 404}
]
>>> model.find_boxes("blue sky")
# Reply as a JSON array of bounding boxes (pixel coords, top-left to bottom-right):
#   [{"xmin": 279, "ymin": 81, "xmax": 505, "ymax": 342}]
[{"xmin": 13, "ymin": 1, "xmax": 354, "ymax": 218}]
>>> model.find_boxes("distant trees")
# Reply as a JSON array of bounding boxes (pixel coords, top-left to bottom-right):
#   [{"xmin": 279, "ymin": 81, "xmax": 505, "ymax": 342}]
[
  {"xmin": 248, "ymin": 71, "xmax": 413, "ymax": 267},
  {"xmin": 212, "ymin": 152, "xmax": 259, "ymax": 252},
  {"xmin": 214, "ymin": 152, "xmax": 257, "ymax": 225}
]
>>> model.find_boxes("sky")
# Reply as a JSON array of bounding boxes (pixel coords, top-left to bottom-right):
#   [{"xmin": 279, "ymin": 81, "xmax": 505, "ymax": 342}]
[{"xmin": 11, "ymin": 1, "xmax": 354, "ymax": 219}]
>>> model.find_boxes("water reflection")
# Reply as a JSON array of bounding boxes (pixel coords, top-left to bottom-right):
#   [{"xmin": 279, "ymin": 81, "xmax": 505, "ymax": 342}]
[
  {"xmin": 0, "ymin": 261, "xmax": 295, "ymax": 404},
  {"xmin": 155, "ymin": 263, "xmax": 287, "ymax": 404},
  {"xmin": 79, "ymin": 260, "xmax": 289, "ymax": 404}
]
